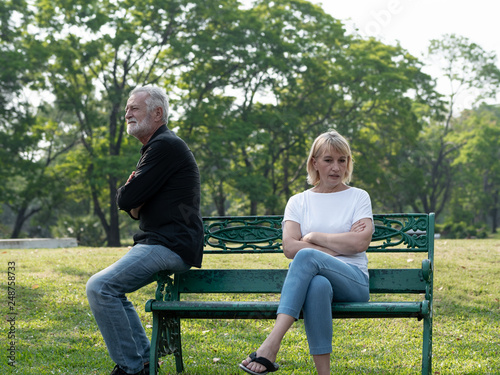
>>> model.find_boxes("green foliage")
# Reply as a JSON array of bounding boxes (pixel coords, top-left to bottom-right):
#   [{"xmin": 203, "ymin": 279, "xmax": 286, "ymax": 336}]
[
  {"xmin": 27, "ymin": 0, "xmax": 216, "ymax": 244},
  {"xmin": 408, "ymin": 34, "xmax": 500, "ymax": 218},
  {"xmin": 447, "ymin": 104, "xmax": 500, "ymax": 233},
  {"xmin": 1, "ymin": 3, "xmax": 499, "ymax": 239},
  {"xmin": 0, "ymin": 1, "xmax": 76, "ymax": 238},
  {"xmin": 436, "ymin": 221, "xmax": 489, "ymax": 239},
  {"xmin": 0, "ymin": 106, "xmax": 76, "ymax": 237},
  {"xmin": 428, "ymin": 34, "xmax": 500, "ymax": 105},
  {"xmin": 0, "ymin": 0, "xmax": 32, "ymax": 110},
  {"xmin": 1, "ymin": 239, "xmax": 499, "ymax": 374},
  {"xmin": 178, "ymin": 0, "xmax": 439, "ymax": 215},
  {"xmin": 52, "ymin": 215, "xmax": 106, "ymax": 247}
]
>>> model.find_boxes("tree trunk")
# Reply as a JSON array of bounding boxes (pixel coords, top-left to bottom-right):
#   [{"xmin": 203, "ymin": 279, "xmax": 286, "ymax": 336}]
[
  {"xmin": 250, "ymin": 200, "xmax": 257, "ymax": 215},
  {"xmin": 107, "ymin": 175, "xmax": 121, "ymax": 246},
  {"xmin": 91, "ymin": 183, "xmax": 111, "ymax": 245},
  {"xmin": 107, "ymin": 96, "xmax": 124, "ymax": 247},
  {"xmin": 11, "ymin": 206, "xmax": 28, "ymax": 239},
  {"xmin": 10, "ymin": 204, "xmax": 41, "ymax": 238},
  {"xmin": 214, "ymin": 180, "xmax": 226, "ymax": 216},
  {"xmin": 491, "ymin": 189, "xmax": 498, "ymax": 234}
]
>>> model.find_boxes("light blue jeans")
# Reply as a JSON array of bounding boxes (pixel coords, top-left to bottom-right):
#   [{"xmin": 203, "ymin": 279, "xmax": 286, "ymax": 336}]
[
  {"xmin": 277, "ymin": 248, "xmax": 369, "ymax": 355},
  {"xmin": 86, "ymin": 243, "xmax": 190, "ymax": 374}
]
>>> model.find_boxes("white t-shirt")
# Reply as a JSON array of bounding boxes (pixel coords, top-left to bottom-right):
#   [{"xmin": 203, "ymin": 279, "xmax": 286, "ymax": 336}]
[{"xmin": 283, "ymin": 187, "xmax": 373, "ymax": 276}]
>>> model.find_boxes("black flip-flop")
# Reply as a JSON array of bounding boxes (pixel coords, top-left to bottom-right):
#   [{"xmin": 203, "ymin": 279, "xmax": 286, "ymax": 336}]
[{"xmin": 239, "ymin": 352, "xmax": 279, "ymax": 375}]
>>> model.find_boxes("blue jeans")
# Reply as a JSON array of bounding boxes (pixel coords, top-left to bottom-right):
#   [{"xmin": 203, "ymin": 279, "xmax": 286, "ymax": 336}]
[
  {"xmin": 86, "ymin": 244, "xmax": 190, "ymax": 374},
  {"xmin": 277, "ymin": 248, "xmax": 369, "ymax": 355}
]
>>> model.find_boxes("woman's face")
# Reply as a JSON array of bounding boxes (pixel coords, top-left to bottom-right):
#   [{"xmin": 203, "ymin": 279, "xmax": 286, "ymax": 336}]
[{"xmin": 312, "ymin": 146, "xmax": 348, "ymax": 191}]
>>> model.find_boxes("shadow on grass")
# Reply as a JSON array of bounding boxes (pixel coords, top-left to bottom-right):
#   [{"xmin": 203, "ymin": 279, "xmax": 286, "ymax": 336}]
[
  {"xmin": 58, "ymin": 266, "xmax": 95, "ymax": 279},
  {"xmin": 9, "ymin": 293, "xmax": 112, "ymax": 375}
]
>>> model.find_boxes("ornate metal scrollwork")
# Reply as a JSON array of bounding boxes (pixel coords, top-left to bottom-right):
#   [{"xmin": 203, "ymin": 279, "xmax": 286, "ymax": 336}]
[
  {"xmin": 201, "ymin": 214, "xmax": 429, "ymax": 253},
  {"xmin": 203, "ymin": 216, "xmax": 283, "ymax": 252},
  {"xmin": 369, "ymin": 214, "xmax": 429, "ymax": 252}
]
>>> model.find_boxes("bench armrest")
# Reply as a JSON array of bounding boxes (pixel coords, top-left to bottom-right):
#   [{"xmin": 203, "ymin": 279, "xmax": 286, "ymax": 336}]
[{"xmin": 422, "ymin": 259, "xmax": 432, "ymax": 282}]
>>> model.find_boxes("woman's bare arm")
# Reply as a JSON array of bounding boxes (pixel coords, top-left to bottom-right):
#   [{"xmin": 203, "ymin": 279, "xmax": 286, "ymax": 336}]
[
  {"xmin": 282, "ymin": 220, "xmax": 337, "ymax": 259},
  {"xmin": 301, "ymin": 218, "xmax": 373, "ymax": 255}
]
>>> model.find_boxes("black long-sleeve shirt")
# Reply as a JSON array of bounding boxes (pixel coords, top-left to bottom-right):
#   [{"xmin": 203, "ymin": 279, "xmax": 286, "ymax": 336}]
[{"xmin": 116, "ymin": 125, "xmax": 204, "ymax": 268}]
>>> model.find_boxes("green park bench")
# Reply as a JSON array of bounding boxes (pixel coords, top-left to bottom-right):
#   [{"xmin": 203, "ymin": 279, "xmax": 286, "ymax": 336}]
[{"xmin": 145, "ymin": 213, "xmax": 435, "ymax": 374}]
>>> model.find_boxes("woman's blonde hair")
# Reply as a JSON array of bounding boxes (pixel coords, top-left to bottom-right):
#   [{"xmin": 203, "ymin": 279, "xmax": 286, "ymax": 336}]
[{"xmin": 306, "ymin": 130, "xmax": 354, "ymax": 185}]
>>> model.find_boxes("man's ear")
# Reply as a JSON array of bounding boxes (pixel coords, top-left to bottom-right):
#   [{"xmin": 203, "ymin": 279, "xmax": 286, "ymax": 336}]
[{"xmin": 155, "ymin": 107, "xmax": 163, "ymax": 122}]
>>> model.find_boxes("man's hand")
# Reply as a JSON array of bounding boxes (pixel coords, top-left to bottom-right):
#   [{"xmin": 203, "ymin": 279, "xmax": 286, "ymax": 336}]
[
  {"xmin": 125, "ymin": 171, "xmax": 144, "ymax": 219},
  {"xmin": 126, "ymin": 171, "xmax": 136, "ymax": 184},
  {"xmin": 130, "ymin": 203, "xmax": 144, "ymax": 220}
]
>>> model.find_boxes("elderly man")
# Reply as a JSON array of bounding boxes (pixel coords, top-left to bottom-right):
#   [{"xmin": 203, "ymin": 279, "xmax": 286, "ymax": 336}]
[{"xmin": 86, "ymin": 86, "xmax": 204, "ymax": 375}]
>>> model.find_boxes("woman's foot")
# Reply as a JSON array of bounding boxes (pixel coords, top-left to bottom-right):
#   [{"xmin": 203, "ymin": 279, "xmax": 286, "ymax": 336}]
[
  {"xmin": 240, "ymin": 314, "xmax": 293, "ymax": 374},
  {"xmin": 240, "ymin": 346, "xmax": 279, "ymax": 374}
]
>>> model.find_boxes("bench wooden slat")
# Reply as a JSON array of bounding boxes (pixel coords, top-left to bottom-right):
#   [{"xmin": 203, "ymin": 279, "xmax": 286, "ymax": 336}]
[
  {"xmin": 176, "ymin": 269, "xmax": 286, "ymax": 294},
  {"xmin": 146, "ymin": 300, "xmax": 427, "ymax": 319},
  {"xmin": 172, "ymin": 268, "xmax": 426, "ymax": 294},
  {"xmin": 369, "ymin": 268, "xmax": 426, "ymax": 293}
]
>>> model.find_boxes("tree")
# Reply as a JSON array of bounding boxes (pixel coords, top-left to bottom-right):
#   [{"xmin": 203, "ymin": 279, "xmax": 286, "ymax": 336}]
[
  {"xmin": 0, "ymin": 0, "xmax": 30, "ymax": 202},
  {"xmin": 9, "ymin": 1, "xmax": 476, "ymax": 241},
  {"xmin": 450, "ymin": 104, "xmax": 500, "ymax": 233},
  {"xmin": 178, "ymin": 0, "xmax": 440, "ymax": 215},
  {"xmin": 0, "ymin": 0, "xmax": 74, "ymax": 238},
  {"xmin": 410, "ymin": 34, "xmax": 500, "ymax": 217},
  {"xmin": 337, "ymin": 38, "xmax": 443, "ymax": 212},
  {"xmin": 32, "ymin": 0, "xmax": 252, "ymax": 244},
  {"xmin": 3, "ymin": 110, "xmax": 78, "ymax": 238}
]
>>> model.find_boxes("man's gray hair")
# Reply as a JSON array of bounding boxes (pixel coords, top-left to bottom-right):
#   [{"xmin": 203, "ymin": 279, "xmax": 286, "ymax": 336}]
[{"xmin": 130, "ymin": 86, "xmax": 170, "ymax": 124}]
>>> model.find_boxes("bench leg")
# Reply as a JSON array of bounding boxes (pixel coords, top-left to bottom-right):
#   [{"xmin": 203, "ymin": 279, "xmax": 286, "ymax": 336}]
[
  {"xmin": 421, "ymin": 315, "xmax": 432, "ymax": 375},
  {"xmin": 166, "ymin": 317, "xmax": 184, "ymax": 373},
  {"xmin": 150, "ymin": 313, "xmax": 184, "ymax": 373},
  {"xmin": 149, "ymin": 312, "xmax": 162, "ymax": 375}
]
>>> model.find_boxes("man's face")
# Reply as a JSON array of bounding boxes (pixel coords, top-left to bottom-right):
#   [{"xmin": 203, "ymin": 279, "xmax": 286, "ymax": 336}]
[{"xmin": 125, "ymin": 92, "xmax": 152, "ymax": 139}]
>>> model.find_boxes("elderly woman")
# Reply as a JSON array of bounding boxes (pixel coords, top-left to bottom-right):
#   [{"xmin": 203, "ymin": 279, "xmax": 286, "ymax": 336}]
[{"xmin": 240, "ymin": 130, "xmax": 374, "ymax": 375}]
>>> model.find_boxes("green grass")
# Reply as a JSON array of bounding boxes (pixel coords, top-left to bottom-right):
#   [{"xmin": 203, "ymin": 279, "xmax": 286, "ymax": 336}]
[{"xmin": 1, "ymin": 240, "xmax": 499, "ymax": 374}]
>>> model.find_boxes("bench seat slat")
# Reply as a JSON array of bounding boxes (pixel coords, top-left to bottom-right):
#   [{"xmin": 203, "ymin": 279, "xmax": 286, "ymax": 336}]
[{"xmin": 146, "ymin": 300, "xmax": 428, "ymax": 319}]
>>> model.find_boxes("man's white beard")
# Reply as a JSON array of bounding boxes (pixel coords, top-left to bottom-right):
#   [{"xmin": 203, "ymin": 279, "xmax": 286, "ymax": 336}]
[{"xmin": 127, "ymin": 114, "xmax": 151, "ymax": 139}]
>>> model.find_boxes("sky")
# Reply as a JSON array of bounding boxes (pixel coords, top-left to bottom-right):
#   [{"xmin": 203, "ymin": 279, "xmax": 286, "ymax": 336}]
[
  {"xmin": 313, "ymin": 0, "xmax": 499, "ymax": 59},
  {"xmin": 311, "ymin": 0, "xmax": 500, "ymax": 108}
]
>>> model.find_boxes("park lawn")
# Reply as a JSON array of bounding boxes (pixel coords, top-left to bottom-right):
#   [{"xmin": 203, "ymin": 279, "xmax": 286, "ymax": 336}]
[{"xmin": 1, "ymin": 239, "xmax": 498, "ymax": 375}]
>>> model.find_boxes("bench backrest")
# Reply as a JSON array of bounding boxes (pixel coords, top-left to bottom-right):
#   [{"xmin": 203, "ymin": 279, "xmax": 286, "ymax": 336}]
[
  {"xmin": 202, "ymin": 213, "xmax": 435, "ymax": 257},
  {"xmin": 155, "ymin": 214, "xmax": 434, "ymax": 301}
]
